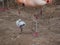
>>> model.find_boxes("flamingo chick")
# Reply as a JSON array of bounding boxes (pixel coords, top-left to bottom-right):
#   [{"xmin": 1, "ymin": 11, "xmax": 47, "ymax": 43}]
[{"xmin": 16, "ymin": 19, "xmax": 26, "ymax": 33}]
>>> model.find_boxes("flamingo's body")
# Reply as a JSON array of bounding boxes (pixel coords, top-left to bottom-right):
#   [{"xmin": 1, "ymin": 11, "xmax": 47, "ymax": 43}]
[
  {"xmin": 16, "ymin": 0, "xmax": 52, "ymax": 7},
  {"xmin": 16, "ymin": 19, "xmax": 26, "ymax": 28}
]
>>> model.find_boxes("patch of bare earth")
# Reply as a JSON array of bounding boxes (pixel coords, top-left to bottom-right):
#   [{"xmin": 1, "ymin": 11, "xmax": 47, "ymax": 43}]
[{"xmin": 0, "ymin": 5, "xmax": 60, "ymax": 45}]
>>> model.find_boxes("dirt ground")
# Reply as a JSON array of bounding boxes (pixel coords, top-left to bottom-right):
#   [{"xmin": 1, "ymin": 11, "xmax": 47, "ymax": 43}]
[{"xmin": 0, "ymin": 5, "xmax": 60, "ymax": 45}]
